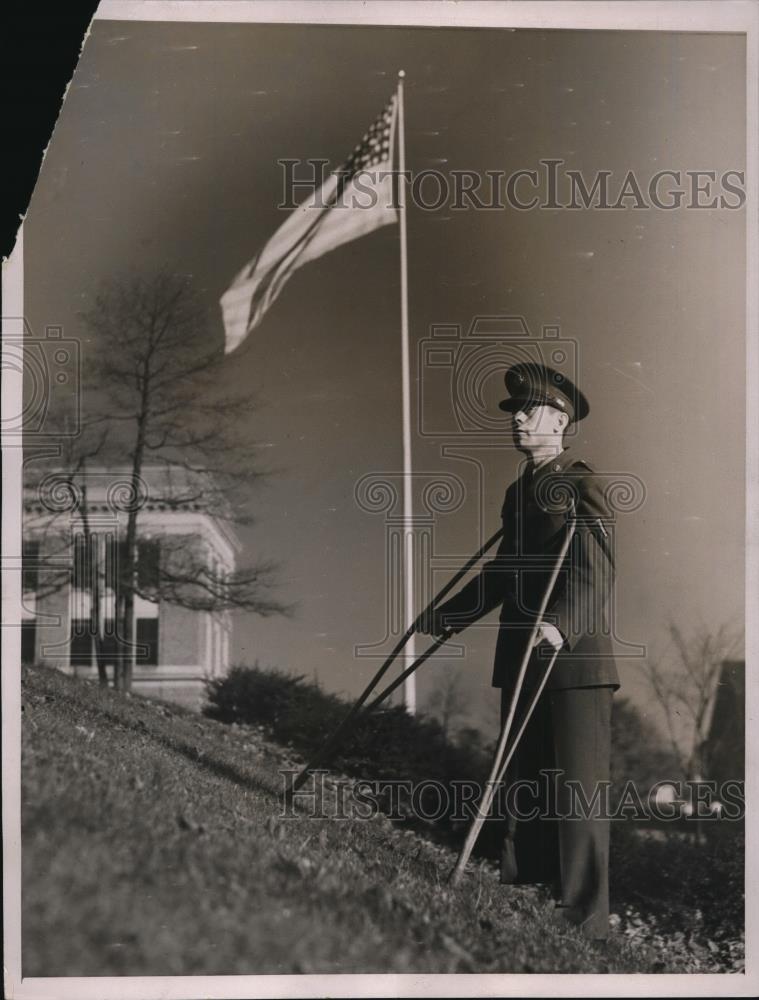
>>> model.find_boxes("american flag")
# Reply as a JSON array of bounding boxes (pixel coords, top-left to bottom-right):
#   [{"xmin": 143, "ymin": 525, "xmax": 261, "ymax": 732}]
[{"xmin": 221, "ymin": 95, "xmax": 399, "ymax": 353}]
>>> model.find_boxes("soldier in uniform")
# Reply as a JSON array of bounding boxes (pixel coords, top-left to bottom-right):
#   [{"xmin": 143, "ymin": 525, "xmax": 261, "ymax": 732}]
[{"xmin": 420, "ymin": 362, "xmax": 619, "ymax": 940}]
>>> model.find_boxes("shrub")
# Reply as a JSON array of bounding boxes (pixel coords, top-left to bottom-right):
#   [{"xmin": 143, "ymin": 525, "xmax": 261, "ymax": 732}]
[{"xmin": 204, "ymin": 663, "xmax": 491, "ymax": 832}]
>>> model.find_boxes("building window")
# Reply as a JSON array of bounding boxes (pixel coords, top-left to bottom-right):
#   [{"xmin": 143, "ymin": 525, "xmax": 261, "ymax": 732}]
[
  {"xmin": 137, "ymin": 539, "xmax": 160, "ymax": 591},
  {"xmin": 105, "ymin": 536, "xmax": 119, "ymax": 590},
  {"xmin": 136, "ymin": 617, "xmax": 159, "ymax": 666},
  {"xmin": 70, "ymin": 617, "xmax": 95, "ymax": 667},
  {"xmin": 69, "ymin": 618, "xmax": 158, "ymax": 668},
  {"xmin": 102, "ymin": 536, "xmax": 160, "ymax": 592},
  {"xmin": 72, "ymin": 534, "xmax": 98, "ymax": 592},
  {"xmin": 21, "ymin": 621, "xmax": 36, "ymax": 663},
  {"xmin": 22, "ymin": 539, "xmax": 40, "ymax": 593},
  {"xmin": 22, "ymin": 539, "xmax": 39, "ymax": 663}
]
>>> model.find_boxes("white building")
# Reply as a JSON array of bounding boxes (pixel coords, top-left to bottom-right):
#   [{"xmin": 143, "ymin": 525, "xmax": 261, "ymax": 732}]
[{"xmin": 22, "ymin": 465, "xmax": 239, "ymax": 709}]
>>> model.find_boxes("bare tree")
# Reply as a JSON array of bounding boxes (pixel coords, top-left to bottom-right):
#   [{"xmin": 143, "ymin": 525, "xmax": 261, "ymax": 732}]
[
  {"xmin": 68, "ymin": 267, "xmax": 288, "ymax": 691},
  {"xmin": 641, "ymin": 620, "xmax": 743, "ymax": 783}
]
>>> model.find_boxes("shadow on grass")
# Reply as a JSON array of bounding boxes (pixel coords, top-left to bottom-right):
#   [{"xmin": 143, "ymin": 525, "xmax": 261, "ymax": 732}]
[{"xmin": 39, "ymin": 680, "xmax": 283, "ymax": 802}]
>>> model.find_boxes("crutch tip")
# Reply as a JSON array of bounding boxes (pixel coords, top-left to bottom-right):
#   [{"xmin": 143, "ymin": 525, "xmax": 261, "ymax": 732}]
[{"xmin": 447, "ymin": 867, "xmax": 465, "ymax": 887}]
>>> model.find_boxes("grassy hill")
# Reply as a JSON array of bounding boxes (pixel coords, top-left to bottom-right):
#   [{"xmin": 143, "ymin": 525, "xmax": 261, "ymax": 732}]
[{"xmin": 20, "ymin": 664, "xmax": 737, "ymax": 976}]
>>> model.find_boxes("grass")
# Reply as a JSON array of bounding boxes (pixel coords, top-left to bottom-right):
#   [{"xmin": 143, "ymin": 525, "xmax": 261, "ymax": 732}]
[{"xmin": 20, "ymin": 663, "xmax": 737, "ymax": 976}]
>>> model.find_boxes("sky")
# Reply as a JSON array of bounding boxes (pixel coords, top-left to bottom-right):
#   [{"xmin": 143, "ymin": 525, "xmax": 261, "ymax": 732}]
[{"xmin": 24, "ymin": 18, "xmax": 746, "ymax": 737}]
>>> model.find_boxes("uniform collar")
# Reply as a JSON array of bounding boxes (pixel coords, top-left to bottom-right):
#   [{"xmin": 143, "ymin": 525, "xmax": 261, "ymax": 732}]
[{"xmin": 531, "ymin": 446, "xmax": 577, "ymax": 486}]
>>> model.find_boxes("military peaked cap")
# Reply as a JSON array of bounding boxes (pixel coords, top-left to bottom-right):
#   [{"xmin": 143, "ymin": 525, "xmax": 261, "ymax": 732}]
[{"xmin": 498, "ymin": 362, "xmax": 590, "ymax": 422}]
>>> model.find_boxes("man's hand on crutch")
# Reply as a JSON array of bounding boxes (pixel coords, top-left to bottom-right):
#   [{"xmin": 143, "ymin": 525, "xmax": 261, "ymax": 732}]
[
  {"xmin": 531, "ymin": 623, "xmax": 565, "ymax": 651},
  {"xmin": 415, "ymin": 608, "xmax": 457, "ymax": 639},
  {"xmin": 421, "ymin": 612, "xmax": 562, "ymax": 648}
]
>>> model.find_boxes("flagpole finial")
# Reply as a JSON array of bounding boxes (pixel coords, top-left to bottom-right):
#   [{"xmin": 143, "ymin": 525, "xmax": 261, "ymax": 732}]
[{"xmin": 398, "ymin": 69, "xmax": 405, "ymax": 78}]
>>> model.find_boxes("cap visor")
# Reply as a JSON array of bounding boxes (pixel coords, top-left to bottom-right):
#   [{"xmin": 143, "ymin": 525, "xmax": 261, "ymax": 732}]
[{"xmin": 498, "ymin": 398, "xmax": 523, "ymax": 412}]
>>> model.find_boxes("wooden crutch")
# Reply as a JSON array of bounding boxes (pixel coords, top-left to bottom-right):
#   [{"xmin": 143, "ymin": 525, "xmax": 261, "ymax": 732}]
[{"xmin": 448, "ymin": 511, "xmax": 577, "ymax": 886}]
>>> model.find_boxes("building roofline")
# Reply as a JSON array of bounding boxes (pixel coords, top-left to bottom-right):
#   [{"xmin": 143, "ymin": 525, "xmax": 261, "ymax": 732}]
[{"xmin": 23, "ymin": 463, "xmax": 243, "ymax": 555}]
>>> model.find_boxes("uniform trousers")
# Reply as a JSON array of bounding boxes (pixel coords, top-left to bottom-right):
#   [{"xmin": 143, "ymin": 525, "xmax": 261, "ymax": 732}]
[{"xmin": 498, "ymin": 672, "xmax": 614, "ymax": 940}]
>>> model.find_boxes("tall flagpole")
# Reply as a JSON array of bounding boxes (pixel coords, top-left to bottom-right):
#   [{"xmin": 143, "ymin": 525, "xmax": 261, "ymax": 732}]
[{"xmin": 397, "ymin": 70, "xmax": 416, "ymax": 714}]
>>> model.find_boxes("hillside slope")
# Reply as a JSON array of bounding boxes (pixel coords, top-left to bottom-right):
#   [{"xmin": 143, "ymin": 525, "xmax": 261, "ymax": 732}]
[{"xmin": 21, "ymin": 664, "xmax": 679, "ymax": 975}]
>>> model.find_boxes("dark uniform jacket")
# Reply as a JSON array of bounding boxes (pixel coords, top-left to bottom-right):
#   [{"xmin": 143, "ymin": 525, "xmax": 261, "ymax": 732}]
[{"xmin": 437, "ymin": 447, "xmax": 620, "ymax": 692}]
